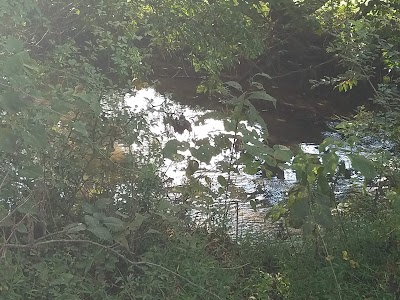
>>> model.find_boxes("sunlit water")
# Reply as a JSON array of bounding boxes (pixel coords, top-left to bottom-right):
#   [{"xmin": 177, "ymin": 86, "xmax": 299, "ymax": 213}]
[{"xmin": 125, "ymin": 88, "xmax": 373, "ymax": 236}]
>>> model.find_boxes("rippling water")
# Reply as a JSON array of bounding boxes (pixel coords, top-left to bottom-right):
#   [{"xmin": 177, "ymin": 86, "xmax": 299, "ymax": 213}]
[{"xmin": 125, "ymin": 87, "xmax": 376, "ymax": 236}]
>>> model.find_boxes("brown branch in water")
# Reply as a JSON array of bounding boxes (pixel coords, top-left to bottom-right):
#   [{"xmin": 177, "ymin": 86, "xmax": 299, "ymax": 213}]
[{"xmin": 270, "ymin": 58, "xmax": 336, "ymax": 80}]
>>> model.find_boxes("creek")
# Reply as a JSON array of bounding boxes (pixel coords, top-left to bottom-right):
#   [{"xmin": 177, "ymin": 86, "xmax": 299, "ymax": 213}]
[{"xmin": 125, "ymin": 78, "xmax": 367, "ymax": 237}]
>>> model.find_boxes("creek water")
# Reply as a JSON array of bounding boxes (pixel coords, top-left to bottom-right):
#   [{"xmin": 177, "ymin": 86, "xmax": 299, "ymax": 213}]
[{"xmin": 125, "ymin": 82, "xmax": 363, "ymax": 237}]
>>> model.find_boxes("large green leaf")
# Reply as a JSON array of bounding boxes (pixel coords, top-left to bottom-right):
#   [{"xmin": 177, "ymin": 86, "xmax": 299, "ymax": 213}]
[
  {"xmin": 85, "ymin": 215, "xmax": 113, "ymax": 241},
  {"xmin": 273, "ymin": 145, "xmax": 293, "ymax": 162},
  {"xmin": 224, "ymin": 81, "xmax": 243, "ymax": 92},
  {"xmin": 87, "ymin": 226, "xmax": 113, "ymax": 241},
  {"xmin": 322, "ymin": 151, "xmax": 339, "ymax": 175},
  {"xmin": 190, "ymin": 144, "xmax": 216, "ymax": 164},
  {"xmin": 348, "ymin": 154, "xmax": 377, "ymax": 180},
  {"xmin": 162, "ymin": 139, "xmax": 188, "ymax": 159},
  {"xmin": 103, "ymin": 217, "xmax": 124, "ymax": 231},
  {"xmin": 247, "ymin": 91, "xmax": 277, "ymax": 108}
]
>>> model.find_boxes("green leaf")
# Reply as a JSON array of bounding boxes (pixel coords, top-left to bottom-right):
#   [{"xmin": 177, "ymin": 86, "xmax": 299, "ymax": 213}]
[
  {"xmin": 288, "ymin": 197, "xmax": 310, "ymax": 228},
  {"xmin": 319, "ymin": 137, "xmax": 335, "ymax": 153},
  {"xmin": 253, "ymin": 73, "xmax": 272, "ymax": 80},
  {"xmin": 19, "ymin": 165, "xmax": 43, "ymax": 179},
  {"xmin": 22, "ymin": 124, "xmax": 48, "ymax": 149},
  {"xmin": 73, "ymin": 121, "xmax": 88, "ymax": 137},
  {"xmin": 90, "ymin": 99, "xmax": 102, "ymax": 116},
  {"xmin": 247, "ymin": 91, "xmax": 277, "ymax": 108},
  {"xmin": 217, "ymin": 175, "xmax": 227, "ymax": 187},
  {"xmin": 273, "ymin": 145, "xmax": 293, "ymax": 162},
  {"xmin": 250, "ymin": 199, "xmax": 257, "ymax": 210},
  {"xmin": 23, "ymin": 62, "xmax": 40, "ymax": 72},
  {"xmin": 84, "ymin": 215, "xmax": 100, "ymax": 228},
  {"xmin": 16, "ymin": 223, "xmax": 28, "ymax": 233},
  {"xmin": 190, "ymin": 144, "xmax": 215, "ymax": 164},
  {"xmin": 17, "ymin": 199, "xmax": 38, "ymax": 215},
  {"xmin": 64, "ymin": 223, "xmax": 86, "ymax": 233},
  {"xmin": 223, "ymin": 119, "xmax": 238, "ymax": 132},
  {"xmin": 224, "ymin": 81, "xmax": 243, "ymax": 92},
  {"xmin": 302, "ymin": 221, "xmax": 315, "ymax": 236},
  {"xmin": 103, "ymin": 217, "xmax": 124, "ymax": 231},
  {"xmin": 322, "ymin": 151, "xmax": 339, "ymax": 175},
  {"xmin": 127, "ymin": 213, "xmax": 146, "ymax": 231},
  {"xmin": 243, "ymin": 161, "xmax": 260, "ymax": 175},
  {"xmin": 115, "ymin": 235, "xmax": 129, "ymax": 249},
  {"xmin": 163, "ymin": 139, "xmax": 188, "ymax": 159},
  {"xmin": 186, "ymin": 159, "xmax": 199, "ymax": 176},
  {"xmin": 87, "ymin": 225, "xmax": 113, "ymax": 241},
  {"xmin": 348, "ymin": 154, "xmax": 377, "ymax": 180},
  {"xmin": 314, "ymin": 204, "xmax": 333, "ymax": 229},
  {"xmin": 0, "ymin": 128, "xmax": 18, "ymax": 153}
]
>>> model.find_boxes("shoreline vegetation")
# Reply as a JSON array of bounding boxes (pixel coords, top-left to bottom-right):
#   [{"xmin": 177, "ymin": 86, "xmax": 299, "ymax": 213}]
[{"xmin": 1, "ymin": 1, "xmax": 400, "ymax": 299}]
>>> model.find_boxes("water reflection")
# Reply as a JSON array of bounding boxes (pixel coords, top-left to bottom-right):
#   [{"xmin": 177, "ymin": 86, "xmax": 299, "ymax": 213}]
[{"xmin": 125, "ymin": 88, "xmax": 362, "ymax": 236}]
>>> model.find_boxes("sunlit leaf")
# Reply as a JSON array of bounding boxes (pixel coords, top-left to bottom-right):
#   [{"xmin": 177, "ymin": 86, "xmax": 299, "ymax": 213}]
[{"xmin": 247, "ymin": 91, "xmax": 277, "ymax": 108}]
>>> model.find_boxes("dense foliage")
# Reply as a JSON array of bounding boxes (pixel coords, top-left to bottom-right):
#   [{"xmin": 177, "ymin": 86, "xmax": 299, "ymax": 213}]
[{"xmin": 1, "ymin": 0, "xmax": 400, "ymax": 299}]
